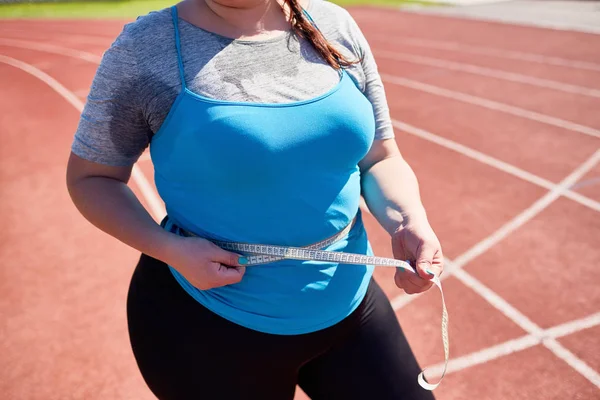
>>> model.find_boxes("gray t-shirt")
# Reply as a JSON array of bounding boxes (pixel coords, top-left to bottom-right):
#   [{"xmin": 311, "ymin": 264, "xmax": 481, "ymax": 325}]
[{"xmin": 71, "ymin": 0, "xmax": 394, "ymax": 166}]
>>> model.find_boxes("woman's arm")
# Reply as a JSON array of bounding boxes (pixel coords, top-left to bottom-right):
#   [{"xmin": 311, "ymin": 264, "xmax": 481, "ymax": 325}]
[
  {"xmin": 359, "ymin": 139, "xmax": 427, "ymax": 235},
  {"xmin": 66, "ymin": 153, "xmax": 173, "ymax": 260},
  {"xmin": 66, "ymin": 153, "xmax": 246, "ymax": 289},
  {"xmin": 360, "ymin": 139, "xmax": 444, "ymax": 294},
  {"xmin": 65, "ymin": 22, "xmax": 246, "ymax": 289}
]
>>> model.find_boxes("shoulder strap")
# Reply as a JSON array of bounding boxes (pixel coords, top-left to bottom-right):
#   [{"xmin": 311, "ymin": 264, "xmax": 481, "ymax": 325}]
[
  {"xmin": 301, "ymin": 7, "xmax": 343, "ymax": 75},
  {"xmin": 170, "ymin": 6, "xmax": 187, "ymax": 89},
  {"xmin": 301, "ymin": 7, "xmax": 324, "ymax": 34}
]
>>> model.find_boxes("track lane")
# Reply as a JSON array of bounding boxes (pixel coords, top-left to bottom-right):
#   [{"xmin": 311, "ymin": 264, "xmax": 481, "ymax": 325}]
[
  {"xmin": 350, "ymin": 7, "xmax": 600, "ymax": 63},
  {"xmin": 374, "ymin": 52, "xmax": 600, "ymax": 129},
  {"xmin": 384, "ymin": 82, "xmax": 599, "ymax": 182},
  {"xmin": 0, "ymin": 59, "xmax": 154, "ymax": 400},
  {"xmin": 3, "ymin": 7, "xmax": 600, "ymax": 399}
]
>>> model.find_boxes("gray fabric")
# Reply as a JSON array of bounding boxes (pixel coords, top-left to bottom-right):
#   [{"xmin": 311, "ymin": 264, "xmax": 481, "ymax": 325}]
[{"xmin": 72, "ymin": 0, "xmax": 395, "ymax": 166}]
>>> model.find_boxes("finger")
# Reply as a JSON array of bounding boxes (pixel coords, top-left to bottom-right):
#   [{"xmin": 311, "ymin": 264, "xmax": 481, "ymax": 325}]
[
  {"xmin": 429, "ymin": 250, "xmax": 445, "ymax": 277},
  {"xmin": 412, "ymin": 279, "xmax": 434, "ymax": 293},
  {"xmin": 415, "ymin": 243, "xmax": 437, "ymax": 280},
  {"xmin": 395, "ymin": 266, "xmax": 431, "ymax": 288},
  {"xmin": 394, "ymin": 269, "xmax": 433, "ymax": 294},
  {"xmin": 210, "ymin": 244, "xmax": 248, "ymax": 267},
  {"xmin": 394, "ymin": 268, "xmax": 430, "ymax": 290},
  {"xmin": 216, "ymin": 263, "xmax": 246, "ymax": 284},
  {"xmin": 398, "ymin": 276, "xmax": 434, "ymax": 294},
  {"xmin": 395, "ymin": 268, "xmax": 433, "ymax": 292},
  {"xmin": 395, "ymin": 275, "xmax": 427, "ymax": 294}
]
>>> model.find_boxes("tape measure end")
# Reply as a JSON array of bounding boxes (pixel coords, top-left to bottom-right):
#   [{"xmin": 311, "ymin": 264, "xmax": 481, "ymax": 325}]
[{"xmin": 417, "ymin": 371, "xmax": 440, "ymax": 391}]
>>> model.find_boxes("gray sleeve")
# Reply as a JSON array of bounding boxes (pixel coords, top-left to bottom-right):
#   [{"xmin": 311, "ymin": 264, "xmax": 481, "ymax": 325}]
[
  {"xmin": 345, "ymin": 12, "xmax": 395, "ymax": 141},
  {"xmin": 71, "ymin": 24, "xmax": 151, "ymax": 166}
]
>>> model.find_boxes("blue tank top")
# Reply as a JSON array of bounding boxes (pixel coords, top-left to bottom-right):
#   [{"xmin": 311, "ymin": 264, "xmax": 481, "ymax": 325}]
[{"xmin": 151, "ymin": 6, "xmax": 377, "ymax": 335}]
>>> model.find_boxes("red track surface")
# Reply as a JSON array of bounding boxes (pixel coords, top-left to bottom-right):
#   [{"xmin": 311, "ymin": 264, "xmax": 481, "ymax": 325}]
[{"xmin": 1, "ymin": 6, "xmax": 599, "ymax": 400}]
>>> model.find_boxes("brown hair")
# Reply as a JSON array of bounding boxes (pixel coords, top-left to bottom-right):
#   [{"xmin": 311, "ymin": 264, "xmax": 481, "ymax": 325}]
[{"xmin": 283, "ymin": 0, "xmax": 360, "ymax": 70}]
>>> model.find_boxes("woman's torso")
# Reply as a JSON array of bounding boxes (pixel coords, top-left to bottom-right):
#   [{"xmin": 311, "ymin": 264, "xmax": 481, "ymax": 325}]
[{"xmin": 73, "ymin": 0, "xmax": 394, "ymax": 334}]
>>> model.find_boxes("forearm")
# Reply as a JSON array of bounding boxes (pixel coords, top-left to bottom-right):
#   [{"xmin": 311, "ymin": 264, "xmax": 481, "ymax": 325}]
[
  {"xmin": 67, "ymin": 176, "xmax": 174, "ymax": 262},
  {"xmin": 361, "ymin": 154, "xmax": 428, "ymax": 236}
]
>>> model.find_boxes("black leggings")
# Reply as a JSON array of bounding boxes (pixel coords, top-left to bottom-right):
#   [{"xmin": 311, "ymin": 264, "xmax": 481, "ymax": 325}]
[{"xmin": 126, "ymin": 253, "xmax": 435, "ymax": 400}]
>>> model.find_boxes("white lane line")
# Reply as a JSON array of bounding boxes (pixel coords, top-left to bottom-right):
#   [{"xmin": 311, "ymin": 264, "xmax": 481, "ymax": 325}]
[
  {"xmin": 393, "ymin": 151, "xmax": 600, "ymax": 386},
  {"xmin": 544, "ymin": 312, "xmax": 600, "ymax": 339},
  {"xmin": 8, "ymin": 29, "xmax": 600, "ymax": 72},
  {"xmin": 138, "ymin": 152, "xmax": 152, "ymax": 163},
  {"xmin": 7, "ymin": 38, "xmax": 600, "ymax": 212},
  {"xmin": 9, "ymin": 38, "xmax": 599, "ymax": 279},
  {"xmin": 0, "ymin": 25, "xmax": 117, "ymax": 40},
  {"xmin": 392, "ymin": 148, "xmax": 600, "ymax": 311},
  {"xmin": 0, "ymin": 38, "xmax": 102, "ymax": 64},
  {"xmin": 0, "ymin": 54, "xmax": 84, "ymax": 113},
  {"xmin": 375, "ymin": 49, "xmax": 600, "ymax": 98},
  {"xmin": 391, "ymin": 120, "xmax": 600, "ymax": 213},
  {"xmin": 73, "ymin": 89, "xmax": 90, "ymax": 99},
  {"xmin": 454, "ymin": 266, "xmax": 600, "ymax": 387},
  {"xmin": 0, "ymin": 54, "xmax": 166, "ymax": 222},
  {"xmin": 130, "ymin": 167, "xmax": 165, "ymax": 221},
  {"xmin": 0, "ymin": 29, "xmax": 112, "ymax": 45},
  {"xmin": 571, "ymin": 177, "xmax": 600, "ymax": 190},
  {"xmin": 451, "ymin": 149, "xmax": 600, "ymax": 267},
  {"xmin": 454, "ymin": 268, "xmax": 544, "ymax": 333},
  {"xmin": 368, "ymin": 35, "xmax": 600, "ymax": 72},
  {"xmin": 544, "ymin": 339, "xmax": 600, "ymax": 387},
  {"xmin": 425, "ymin": 335, "xmax": 540, "ymax": 378},
  {"xmin": 7, "ymin": 34, "xmax": 599, "ymax": 385},
  {"xmin": 382, "ymin": 74, "xmax": 600, "ymax": 139},
  {"xmin": 19, "ymin": 36, "xmax": 597, "ymax": 209},
  {"xmin": 424, "ymin": 312, "xmax": 600, "ymax": 378},
  {"xmin": 4, "ymin": 29, "xmax": 600, "ymax": 73},
  {"xmin": 390, "ymin": 257, "xmax": 460, "ymax": 310}
]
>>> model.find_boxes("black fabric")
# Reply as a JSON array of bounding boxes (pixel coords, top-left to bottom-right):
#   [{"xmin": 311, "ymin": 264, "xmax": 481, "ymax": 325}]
[{"xmin": 126, "ymin": 253, "xmax": 435, "ymax": 400}]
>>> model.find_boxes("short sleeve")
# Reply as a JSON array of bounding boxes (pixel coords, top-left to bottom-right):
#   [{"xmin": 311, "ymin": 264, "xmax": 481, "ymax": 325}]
[
  {"xmin": 346, "ymin": 14, "xmax": 395, "ymax": 141},
  {"xmin": 71, "ymin": 25, "xmax": 151, "ymax": 166}
]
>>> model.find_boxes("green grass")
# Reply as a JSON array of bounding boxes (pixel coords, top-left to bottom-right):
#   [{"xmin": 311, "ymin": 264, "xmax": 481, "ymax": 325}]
[
  {"xmin": 0, "ymin": 0, "xmax": 435, "ymax": 19},
  {"xmin": 0, "ymin": 0, "xmax": 177, "ymax": 18}
]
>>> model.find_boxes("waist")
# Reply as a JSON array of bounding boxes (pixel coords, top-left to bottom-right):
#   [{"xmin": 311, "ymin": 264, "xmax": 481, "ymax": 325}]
[
  {"xmin": 161, "ymin": 198, "xmax": 361, "ymax": 248},
  {"xmin": 153, "ymin": 165, "xmax": 363, "ymax": 246},
  {"xmin": 162, "ymin": 209, "xmax": 363, "ymax": 250},
  {"xmin": 163, "ymin": 213, "xmax": 375, "ymax": 334}
]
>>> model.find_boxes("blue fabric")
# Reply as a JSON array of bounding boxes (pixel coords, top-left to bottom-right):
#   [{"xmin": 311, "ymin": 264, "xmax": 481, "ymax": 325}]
[{"xmin": 150, "ymin": 6, "xmax": 378, "ymax": 334}]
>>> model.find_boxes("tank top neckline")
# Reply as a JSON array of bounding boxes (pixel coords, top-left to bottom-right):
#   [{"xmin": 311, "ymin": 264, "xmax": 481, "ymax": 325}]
[{"xmin": 169, "ymin": 5, "xmax": 347, "ymax": 109}]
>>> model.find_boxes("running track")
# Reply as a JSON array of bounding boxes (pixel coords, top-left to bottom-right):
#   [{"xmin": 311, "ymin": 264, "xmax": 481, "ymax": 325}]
[{"xmin": 1, "ymin": 7, "xmax": 599, "ymax": 399}]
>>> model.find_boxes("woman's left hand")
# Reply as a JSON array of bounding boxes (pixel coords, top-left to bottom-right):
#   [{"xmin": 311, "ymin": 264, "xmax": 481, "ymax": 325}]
[{"xmin": 391, "ymin": 220, "xmax": 444, "ymax": 294}]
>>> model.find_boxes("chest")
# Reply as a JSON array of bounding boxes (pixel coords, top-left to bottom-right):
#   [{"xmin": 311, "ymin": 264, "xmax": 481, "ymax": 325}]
[
  {"xmin": 150, "ymin": 73, "xmax": 375, "ymax": 187},
  {"xmin": 141, "ymin": 36, "xmax": 366, "ymax": 134}
]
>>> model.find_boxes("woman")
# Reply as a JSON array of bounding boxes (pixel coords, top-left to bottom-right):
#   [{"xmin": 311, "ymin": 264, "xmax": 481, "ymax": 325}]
[{"xmin": 66, "ymin": 0, "xmax": 444, "ymax": 398}]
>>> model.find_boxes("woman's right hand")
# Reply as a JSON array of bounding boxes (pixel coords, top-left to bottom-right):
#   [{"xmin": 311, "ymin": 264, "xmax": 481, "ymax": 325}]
[{"xmin": 163, "ymin": 235, "xmax": 247, "ymax": 290}]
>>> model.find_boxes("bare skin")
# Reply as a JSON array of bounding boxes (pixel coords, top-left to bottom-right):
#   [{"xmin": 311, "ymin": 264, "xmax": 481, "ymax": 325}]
[{"xmin": 359, "ymin": 139, "xmax": 444, "ymax": 293}]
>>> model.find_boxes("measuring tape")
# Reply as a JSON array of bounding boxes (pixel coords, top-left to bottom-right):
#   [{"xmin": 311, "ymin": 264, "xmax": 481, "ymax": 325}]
[{"xmin": 175, "ymin": 220, "xmax": 449, "ymax": 390}]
